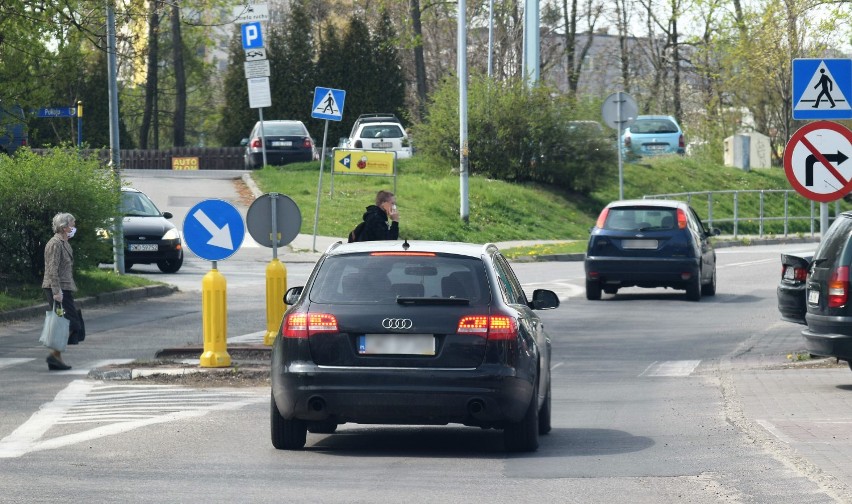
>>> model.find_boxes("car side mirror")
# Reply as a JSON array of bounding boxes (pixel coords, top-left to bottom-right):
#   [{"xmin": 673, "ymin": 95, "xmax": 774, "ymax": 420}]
[
  {"xmin": 530, "ymin": 289, "xmax": 560, "ymax": 310},
  {"xmin": 240, "ymin": 138, "xmax": 248, "ymax": 147},
  {"xmin": 354, "ymin": 140, "xmax": 363, "ymax": 148},
  {"xmin": 284, "ymin": 286, "xmax": 304, "ymax": 305},
  {"xmin": 163, "ymin": 211, "xmax": 173, "ymax": 219},
  {"xmin": 708, "ymin": 227, "xmax": 721, "ymax": 236}
]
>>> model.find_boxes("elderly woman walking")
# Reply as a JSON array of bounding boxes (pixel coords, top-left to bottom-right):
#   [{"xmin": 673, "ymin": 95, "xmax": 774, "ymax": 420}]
[{"xmin": 42, "ymin": 212, "xmax": 83, "ymax": 371}]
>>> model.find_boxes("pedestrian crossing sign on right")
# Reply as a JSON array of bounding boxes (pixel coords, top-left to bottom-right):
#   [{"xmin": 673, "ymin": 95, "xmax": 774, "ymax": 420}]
[
  {"xmin": 793, "ymin": 59, "xmax": 852, "ymax": 120},
  {"xmin": 311, "ymin": 87, "xmax": 346, "ymax": 121}
]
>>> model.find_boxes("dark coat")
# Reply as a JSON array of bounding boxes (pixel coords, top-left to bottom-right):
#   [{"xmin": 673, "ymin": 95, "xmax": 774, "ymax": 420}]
[{"xmin": 359, "ymin": 205, "xmax": 399, "ymax": 241}]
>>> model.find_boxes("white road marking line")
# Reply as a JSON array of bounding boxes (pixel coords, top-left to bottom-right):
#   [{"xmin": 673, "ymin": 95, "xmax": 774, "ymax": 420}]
[
  {"xmin": 755, "ymin": 419, "xmax": 794, "ymax": 444},
  {"xmin": 551, "ymin": 362, "xmax": 564, "ymax": 370},
  {"xmin": 723, "ymin": 258, "xmax": 776, "ymax": 267},
  {"xmin": 229, "ymin": 330, "xmax": 266, "ymax": 344},
  {"xmin": 640, "ymin": 360, "xmax": 701, "ymax": 377},
  {"xmin": 0, "ymin": 380, "xmax": 265, "ymax": 458},
  {"xmin": 0, "ymin": 358, "xmax": 34, "ymax": 370}
]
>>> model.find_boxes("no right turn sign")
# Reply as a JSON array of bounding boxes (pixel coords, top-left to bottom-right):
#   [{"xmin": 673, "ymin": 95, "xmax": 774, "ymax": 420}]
[{"xmin": 784, "ymin": 121, "xmax": 852, "ymax": 202}]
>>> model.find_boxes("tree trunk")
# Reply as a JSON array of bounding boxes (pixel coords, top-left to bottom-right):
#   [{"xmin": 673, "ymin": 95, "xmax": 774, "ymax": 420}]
[
  {"xmin": 172, "ymin": 3, "xmax": 186, "ymax": 147},
  {"xmin": 140, "ymin": 2, "xmax": 159, "ymax": 150},
  {"xmin": 410, "ymin": 0, "xmax": 427, "ymax": 120}
]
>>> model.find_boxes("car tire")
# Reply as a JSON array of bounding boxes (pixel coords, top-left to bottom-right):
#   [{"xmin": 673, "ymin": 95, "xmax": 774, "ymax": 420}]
[
  {"xmin": 586, "ymin": 279, "xmax": 602, "ymax": 300},
  {"xmin": 686, "ymin": 272, "xmax": 702, "ymax": 301},
  {"xmin": 603, "ymin": 286, "xmax": 619, "ymax": 295},
  {"xmin": 538, "ymin": 380, "xmax": 552, "ymax": 436},
  {"xmin": 157, "ymin": 252, "xmax": 183, "ymax": 273},
  {"xmin": 307, "ymin": 420, "xmax": 338, "ymax": 434},
  {"xmin": 271, "ymin": 393, "xmax": 307, "ymax": 450},
  {"xmin": 701, "ymin": 267, "xmax": 717, "ymax": 296},
  {"xmin": 504, "ymin": 381, "xmax": 540, "ymax": 452}
]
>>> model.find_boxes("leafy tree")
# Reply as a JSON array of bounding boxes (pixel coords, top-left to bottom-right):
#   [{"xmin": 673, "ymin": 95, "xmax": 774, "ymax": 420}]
[
  {"xmin": 215, "ymin": 26, "xmax": 255, "ymax": 146},
  {"xmin": 371, "ymin": 10, "xmax": 407, "ymax": 123},
  {"xmin": 315, "ymin": 24, "xmax": 348, "ymax": 143}
]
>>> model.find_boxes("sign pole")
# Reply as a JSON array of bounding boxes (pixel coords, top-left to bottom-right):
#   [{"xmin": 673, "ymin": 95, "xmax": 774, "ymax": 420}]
[
  {"xmin": 77, "ymin": 101, "xmax": 83, "ymax": 147},
  {"xmin": 259, "ymin": 107, "xmax": 267, "ymax": 168},
  {"xmin": 313, "ymin": 119, "xmax": 329, "ymax": 251}
]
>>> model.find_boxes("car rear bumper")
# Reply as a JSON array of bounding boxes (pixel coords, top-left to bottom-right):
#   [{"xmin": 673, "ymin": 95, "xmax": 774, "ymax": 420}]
[
  {"xmin": 271, "ymin": 362, "xmax": 533, "ymax": 427},
  {"xmin": 585, "ymin": 256, "xmax": 700, "ymax": 287},
  {"xmin": 777, "ymin": 284, "xmax": 807, "ymax": 324},
  {"xmin": 247, "ymin": 150, "xmax": 313, "ymax": 167},
  {"xmin": 803, "ymin": 329, "xmax": 852, "ymax": 361}
]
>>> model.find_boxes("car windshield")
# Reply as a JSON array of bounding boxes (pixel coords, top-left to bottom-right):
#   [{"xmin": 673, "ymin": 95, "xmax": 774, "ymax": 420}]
[
  {"xmin": 604, "ymin": 207, "xmax": 678, "ymax": 231},
  {"xmin": 361, "ymin": 125, "xmax": 404, "ymax": 139},
  {"xmin": 121, "ymin": 191, "xmax": 161, "ymax": 217},
  {"xmin": 262, "ymin": 123, "xmax": 305, "ymax": 136},
  {"xmin": 308, "ymin": 253, "xmax": 490, "ymax": 305},
  {"xmin": 630, "ymin": 119, "xmax": 679, "ymax": 134}
]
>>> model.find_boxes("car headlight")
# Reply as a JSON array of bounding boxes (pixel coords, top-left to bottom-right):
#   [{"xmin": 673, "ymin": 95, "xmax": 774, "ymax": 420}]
[{"xmin": 163, "ymin": 228, "xmax": 180, "ymax": 240}]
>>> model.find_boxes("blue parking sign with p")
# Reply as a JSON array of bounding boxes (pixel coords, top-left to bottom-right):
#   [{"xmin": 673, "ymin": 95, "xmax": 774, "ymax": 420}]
[{"xmin": 241, "ymin": 22, "xmax": 263, "ymax": 50}]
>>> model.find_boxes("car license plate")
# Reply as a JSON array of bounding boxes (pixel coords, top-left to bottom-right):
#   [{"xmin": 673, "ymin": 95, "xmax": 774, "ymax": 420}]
[
  {"xmin": 647, "ymin": 144, "xmax": 666, "ymax": 151},
  {"xmin": 622, "ymin": 239, "xmax": 657, "ymax": 250},
  {"xmin": 808, "ymin": 289, "xmax": 820, "ymax": 304},
  {"xmin": 271, "ymin": 141, "xmax": 292, "ymax": 147},
  {"xmin": 129, "ymin": 244, "xmax": 158, "ymax": 252},
  {"xmin": 358, "ymin": 334, "xmax": 435, "ymax": 355},
  {"xmin": 371, "ymin": 142, "xmax": 393, "ymax": 149}
]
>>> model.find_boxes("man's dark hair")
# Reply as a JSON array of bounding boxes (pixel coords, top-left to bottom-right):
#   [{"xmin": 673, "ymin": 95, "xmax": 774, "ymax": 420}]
[{"xmin": 375, "ymin": 190, "xmax": 395, "ymax": 206}]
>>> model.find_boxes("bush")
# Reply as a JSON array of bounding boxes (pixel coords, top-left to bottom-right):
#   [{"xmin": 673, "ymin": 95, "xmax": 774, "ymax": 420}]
[
  {"xmin": 412, "ymin": 76, "xmax": 617, "ymax": 193},
  {"xmin": 0, "ymin": 148, "xmax": 121, "ymax": 281}
]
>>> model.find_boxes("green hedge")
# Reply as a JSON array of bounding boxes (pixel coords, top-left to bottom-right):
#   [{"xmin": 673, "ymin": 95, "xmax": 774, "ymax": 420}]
[{"xmin": 0, "ymin": 148, "xmax": 120, "ymax": 282}]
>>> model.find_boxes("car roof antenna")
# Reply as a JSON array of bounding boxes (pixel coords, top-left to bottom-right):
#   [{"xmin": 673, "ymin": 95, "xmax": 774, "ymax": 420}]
[{"xmin": 402, "ymin": 239, "xmax": 410, "ymax": 251}]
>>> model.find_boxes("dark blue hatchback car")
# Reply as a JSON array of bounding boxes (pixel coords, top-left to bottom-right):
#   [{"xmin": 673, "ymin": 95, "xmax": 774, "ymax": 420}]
[{"xmin": 584, "ymin": 199, "xmax": 719, "ymax": 301}]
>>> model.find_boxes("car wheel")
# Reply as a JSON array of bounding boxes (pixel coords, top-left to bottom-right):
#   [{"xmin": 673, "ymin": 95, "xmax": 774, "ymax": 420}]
[
  {"xmin": 538, "ymin": 379, "xmax": 552, "ymax": 435},
  {"xmin": 504, "ymin": 381, "xmax": 539, "ymax": 452},
  {"xmin": 124, "ymin": 260, "xmax": 133, "ymax": 272},
  {"xmin": 157, "ymin": 252, "xmax": 183, "ymax": 273},
  {"xmin": 686, "ymin": 271, "xmax": 702, "ymax": 301},
  {"xmin": 701, "ymin": 267, "xmax": 717, "ymax": 296},
  {"xmin": 603, "ymin": 286, "xmax": 619, "ymax": 295},
  {"xmin": 586, "ymin": 279, "xmax": 602, "ymax": 300},
  {"xmin": 307, "ymin": 420, "xmax": 338, "ymax": 434},
  {"xmin": 271, "ymin": 392, "xmax": 307, "ymax": 450}
]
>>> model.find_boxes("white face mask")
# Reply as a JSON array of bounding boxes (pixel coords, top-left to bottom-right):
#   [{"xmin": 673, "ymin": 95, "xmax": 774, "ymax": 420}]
[{"xmin": 67, "ymin": 227, "xmax": 76, "ymax": 239}]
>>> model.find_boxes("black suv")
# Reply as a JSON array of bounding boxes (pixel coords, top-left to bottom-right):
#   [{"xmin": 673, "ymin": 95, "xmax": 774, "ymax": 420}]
[
  {"xmin": 802, "ymin": 212, "xmax": 852, "ymax": 366},
  {"xmin": 270, "ymin": 240, "xmax": 560, "ymax": 452}
]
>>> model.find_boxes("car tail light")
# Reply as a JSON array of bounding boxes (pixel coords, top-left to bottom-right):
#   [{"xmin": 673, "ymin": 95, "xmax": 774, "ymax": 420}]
[
  {"xmin": 783, "ymin": 265, "xmax": 808, "ymax": 282},
  {"xmin": 595, "ymin": 208, "xmax": 609, "ymax": 228},
  {"xmin": 828, "ymin": 266, "xmax": 849, "ymax": 308},
  {"xmin": 282, "ymin": 312, "xmax": 339, "ymax": 338},
  {"xmin": 457, "ymin": 315, "xmax": 518, "ymax": 340},
  {"xmin": 678, "ymin": 134, "xmax": 685, "ymax": 149},
  {"xmin": 250, "ymin": 138, "xmax": 262, "ymax": 149},
  {"xmin": 371, "ymin": 252, "xmax": 436, "ymax": 257},
  {"xmin": 303, "ymin": 138, "xmax": 313, "ymax": 149},
  {"xmin": 676, "ymin": 209, "xmax": 688, "ymax": 229}
]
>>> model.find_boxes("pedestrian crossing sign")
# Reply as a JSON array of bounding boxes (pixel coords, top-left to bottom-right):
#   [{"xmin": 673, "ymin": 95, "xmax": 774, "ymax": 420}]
[
  {"xmin": 311, "ymin": 87, "xmax": 346, "ymax": 121},
  {"xmin": 793, "ymin": 59, "xmax": 852, "ymax": 120}
]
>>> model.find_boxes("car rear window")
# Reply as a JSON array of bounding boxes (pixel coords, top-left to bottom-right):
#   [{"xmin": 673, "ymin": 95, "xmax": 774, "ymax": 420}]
[
  {"xmin": 308, "ymin": 254, "xmax": 490, "ymax": 305},
  {"xmin": 630, "ymin": 119, "xmax": 679, "ymax": 134},
  {"xmin": 263, "ymin": 123, "xmax": 306, "ymax": 136},
  {"xmin": 814, "ymin": 216, "xmax": 852, "ymax": 264},
  {"xmin": 360, "ymin": 125, "xmax": 404, "ymax": 139},
  {"xmin": 604, "ymin": 207, "xmax": 678, "ymax": 231}
]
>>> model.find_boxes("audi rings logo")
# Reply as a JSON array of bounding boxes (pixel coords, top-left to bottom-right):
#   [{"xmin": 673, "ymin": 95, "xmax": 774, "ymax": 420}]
[{"xmin": 382, "ymin": 318, "xmax": 413, "ymax": 330}]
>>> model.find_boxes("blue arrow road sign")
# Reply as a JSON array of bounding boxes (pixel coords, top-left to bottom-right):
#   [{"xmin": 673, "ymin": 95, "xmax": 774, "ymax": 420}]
[
  {"xmin": 793, "ymin": 59, "xmax": 852, "ymax": 120},
  {"xmin": 311, "ymin": 87, "xmax": 346, "ymax": 121},
  {"xmin": 241, "ymin": 22, "xmax": 264, "ymax": 51},
  {"xmin": 183, "ymin": 199, "xmax": 245, "ymax": 261}
]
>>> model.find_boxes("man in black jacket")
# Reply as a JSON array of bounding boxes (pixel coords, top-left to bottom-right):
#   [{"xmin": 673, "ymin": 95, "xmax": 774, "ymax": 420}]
[{"xmin": 357, "ymin": 190, "xmax": 400, "ymax": 241}]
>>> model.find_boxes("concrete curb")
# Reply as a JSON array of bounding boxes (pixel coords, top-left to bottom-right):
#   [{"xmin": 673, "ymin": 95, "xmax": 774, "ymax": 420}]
[{"xmin": 0, "ymin": 284, "xmax": 178, "ymax": 323}]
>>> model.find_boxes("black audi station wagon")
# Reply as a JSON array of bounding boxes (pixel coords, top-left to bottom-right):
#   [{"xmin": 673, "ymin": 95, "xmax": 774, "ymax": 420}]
[{"xmin": 270, "ymin": 240, "xmax": 560, "ymax": 452}]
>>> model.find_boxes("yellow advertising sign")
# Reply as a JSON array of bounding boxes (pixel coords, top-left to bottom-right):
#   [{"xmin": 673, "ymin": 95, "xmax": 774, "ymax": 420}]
[
  {"xmin": 333, "ymin": 149, "xmax": 395, "ymax": 175},
  {"xmin": 172, "ymin": 156, "xmax": 199, "ymax": 170}
]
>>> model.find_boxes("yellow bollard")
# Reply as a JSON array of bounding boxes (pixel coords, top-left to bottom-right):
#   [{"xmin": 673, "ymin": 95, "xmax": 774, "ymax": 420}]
[
  {"xmin": 264, "ymin": 258, "xmax": 287, "ymax": 346},
  {"xmin": 200, "ymin": 267, "xmax": 231, "ymax": 367}
]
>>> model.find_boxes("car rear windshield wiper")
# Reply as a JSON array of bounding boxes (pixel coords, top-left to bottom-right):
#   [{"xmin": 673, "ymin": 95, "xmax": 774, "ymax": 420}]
[{"xmin": 397, "ymin": 297, "xmax": 469, "ymax": 306}]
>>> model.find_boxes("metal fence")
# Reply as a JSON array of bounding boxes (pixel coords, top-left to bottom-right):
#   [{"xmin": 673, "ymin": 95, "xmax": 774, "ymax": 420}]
[
  {"xmin": 31, "ymin": 147, "xmax": 245, "ymax": 170},
  {"xmin": 643, "ymin": 190, "xmax": 848, "ymax": 238}
]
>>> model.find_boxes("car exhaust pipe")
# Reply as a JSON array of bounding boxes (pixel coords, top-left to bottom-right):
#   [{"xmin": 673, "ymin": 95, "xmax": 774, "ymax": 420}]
[
  {"xmin": 467, "ymin": 399, "xmax": 486, "ymax": 416},
  {"xmin": 308, "ymin": 397, "xmax": 326, "ymax": 413}
]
